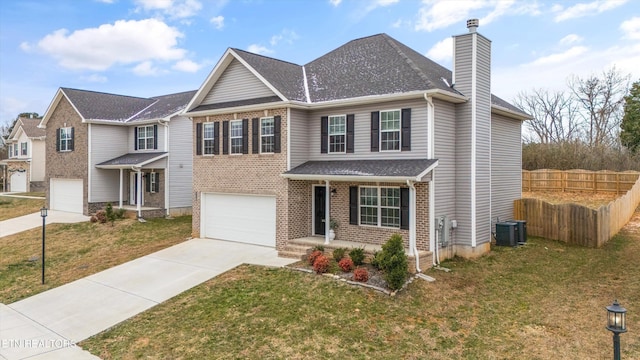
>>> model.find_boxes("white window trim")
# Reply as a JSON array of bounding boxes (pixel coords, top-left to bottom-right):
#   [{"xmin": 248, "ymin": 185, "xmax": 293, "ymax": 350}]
[
  {"xmin": 328, "ymin": 114, "xmax": 347, "ymax": 154},
  {"xmin": 379, "ymin": 109, "xmax": 401, "ymax": 152},
  {"xmin": 59, "ymin": 127, "xmax": 72, "ymax": 152},
  {"xmin": 137, "ymin": 125, "xmax": 155, "ymax": 151},
  {"xmin": 260, "ymin": 117, "xmax": 275, "ymax": 154},
  {"xmin": 20, "ymin": 142, "xmax": 27, "ymax": 156},
  {"xmin": 358, "ymin": 185, "xmax": 401, "ymax": 229},
  {"xmin": 230, "ymin": 120, "xmax": 243, "ymax": 155},
  {"xmin": 203, "ymin": 122, "xmax": 215, "ymax": 156},
  {"xmin": 150, "ymin": 172, "xmax": 158, "ymax": 193}
]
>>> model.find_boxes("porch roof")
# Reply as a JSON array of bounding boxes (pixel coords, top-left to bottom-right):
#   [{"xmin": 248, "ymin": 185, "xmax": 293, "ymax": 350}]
[
  {"xmin": 95, "ymin": 152, "xmax": 168, "ymax": 169},
  {"xmin": 281, "ymin": 158, "xmax": 438, "ymax": 182}
]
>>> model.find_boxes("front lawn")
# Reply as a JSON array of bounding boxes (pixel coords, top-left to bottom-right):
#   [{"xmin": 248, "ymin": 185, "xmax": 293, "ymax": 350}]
[
  {"xmin": 0, "ymin": 216, "xmax": 192, "ymax": 303},
  {"xmin": 0, "ymin": 195, "xmax": 45, "ymax": 220},
  {"xmin": 82, "ymin": 216, "xmax": 640, "ymax": 359}
]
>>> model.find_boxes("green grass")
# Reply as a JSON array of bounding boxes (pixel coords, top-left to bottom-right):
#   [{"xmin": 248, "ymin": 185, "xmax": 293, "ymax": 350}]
[
  {"xmin": 82, "ymin": 227, "xmax": 640, "ymax": 359},
  {"xmin": 0, "ymin": 195, "xmax": 45, "ymax": 220}
]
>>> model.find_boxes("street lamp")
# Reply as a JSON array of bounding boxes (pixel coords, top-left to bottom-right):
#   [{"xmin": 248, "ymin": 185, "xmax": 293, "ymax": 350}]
[
  {"xmin": 606, "ymin": 300, "xmax": 627, "ymax": 360},
  {"xmin": 40, "ymin": 207, "xmax": 47, "ymax": 285}
]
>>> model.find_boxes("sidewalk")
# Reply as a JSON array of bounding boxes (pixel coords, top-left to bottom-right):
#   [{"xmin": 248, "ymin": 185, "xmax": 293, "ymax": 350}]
[
  {"xmin": 0, "ymin": 211, "xmax": 89, "ymax": 238},
  {"xmin": 0, "ymin": 238, "xmax": 296, "ymax": 359}
]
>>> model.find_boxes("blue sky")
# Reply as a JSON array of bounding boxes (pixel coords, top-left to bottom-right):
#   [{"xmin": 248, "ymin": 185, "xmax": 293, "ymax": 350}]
[{"xmin": 0, "ymin": 0, "xmax": 638, "ymax": 127}]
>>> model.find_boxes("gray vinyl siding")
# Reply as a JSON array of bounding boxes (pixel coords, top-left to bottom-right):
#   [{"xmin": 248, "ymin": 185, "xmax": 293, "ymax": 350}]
[
  {"xmin": 128, "ymin": 123, "xmax": 167, "ymax": 153},
  {"xmin": 289, "ymin": 108, "xmax": 309, "ymax": 168},
  {"xmin": 475, "ymin": 35, "xmax": 492, "ymax": 246},
  {"xmin": 307, "ymin": 99, "xmax": 429, "ymax": 161},
  {"xmin": 167, "ymin": 115, "xmax": 193, "ymax": 208},
  {"xmin": 202, "ymin": 59, "xmax": 275, "ymax": 105},
  {"xmin": 491, "ymin": 113, "xmax": 522, "ymax": 225},
  {"xmin": 90, "ymin": 124, "xmax": 128, "ymax": 202},
  {"xmin": 433, "ymin": 99, "xmax": 456, "ymax": 243}
]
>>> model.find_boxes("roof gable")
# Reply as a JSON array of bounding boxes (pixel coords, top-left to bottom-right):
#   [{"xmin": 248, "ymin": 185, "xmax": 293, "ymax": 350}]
[{"xmin": 201, "ymin": 58, "xmax": 276, "ymax": 105}]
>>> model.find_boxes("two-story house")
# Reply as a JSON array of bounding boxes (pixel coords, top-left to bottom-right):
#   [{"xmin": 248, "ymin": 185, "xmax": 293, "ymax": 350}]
[
  {"xmin": 185, "ymin": 19, "xmax": 529, "ymax": 265},
  {"xmin": 38, "ymin": 88, "xmax": 196, "ymax": 217},
  {"xmin": 0, "ymin": 116, "xmax": 46, "ymax": 192}
]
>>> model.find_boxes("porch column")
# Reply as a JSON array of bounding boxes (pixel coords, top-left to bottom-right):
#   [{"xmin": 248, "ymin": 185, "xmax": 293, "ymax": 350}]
[
  {"xmin": 118, "ymin": 169, "xmax": 123, "ymax": 209},
  {"xmin": 136, "ymin": 169, "xmax": 142, "ymax": 218},
  {"xmin": 325, "ymin": 180, "xmax": 330, "ymax": 244}
]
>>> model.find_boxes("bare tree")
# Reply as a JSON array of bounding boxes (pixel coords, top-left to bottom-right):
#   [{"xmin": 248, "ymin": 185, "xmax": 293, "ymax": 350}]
[{"xmin": 513, "ymin": 88, "xmax": 580, "ymax": 143}]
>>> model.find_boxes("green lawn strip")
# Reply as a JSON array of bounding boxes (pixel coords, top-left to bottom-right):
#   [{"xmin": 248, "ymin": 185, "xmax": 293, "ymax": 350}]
[
  {"xmin": 81, "ymin": 234, "xmax": 640, "ymax": 359},
  {"xmin": 0, "ymin": 196, "xmax": 45, "ymax": 220},
  {"xmin": 0, "ymin": 216, "xmax": 192, "ymax": 304}
]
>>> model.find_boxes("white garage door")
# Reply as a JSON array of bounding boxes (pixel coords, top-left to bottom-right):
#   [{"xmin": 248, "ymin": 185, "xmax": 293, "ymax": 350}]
[
  {"xmin": 202, "ymin": 193, "xmax": 276, "ymax": 247},
  {"xmin": 50, "ymin": 178, "xmax": 83, "ymax": 214},
  {"xmin": 10, "ymin": 172, "xmax": 27, "ymax": 192}
]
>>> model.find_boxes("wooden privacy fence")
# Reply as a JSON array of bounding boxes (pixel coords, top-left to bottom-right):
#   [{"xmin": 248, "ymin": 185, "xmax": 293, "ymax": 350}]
[
  {"xmin": 515, "ymin": 170, "xmax": 640, "ymax": 247},
  {"xmin": 522, "ymin": 169, "xmax": 639, "ymax": 194}
]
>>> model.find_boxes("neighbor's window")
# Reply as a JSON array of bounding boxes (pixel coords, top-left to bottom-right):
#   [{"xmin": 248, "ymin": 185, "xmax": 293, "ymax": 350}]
[
  {"xmin": 359, "ymin": 186, "xmax": 400, "ymax": 228},
  {"xmin": 380, "ymin": 110, "xmax": 400, "ymax": 151},
  {"xmin": 203, "ymin": 122, "xmax": 215, "ymax": 155},
  {"xmin": 328, "ymin": 115, "xmax": 346, "ymax": 153},
  {"xmin": 260, "ymin": 117, "xmax": 274, "ymax": 153},
  {"xmin": 20, "ymin": 142, "xmax": 27, "ymax": 156},
  {"xmin": 137, "ymin": 125, "xmax": 155, "ymax": 150},
  {"xmin": 230, "ymin": 120, "xmax": 243, "ymax": 154},
  {"xmin": 59, "ymin": 127, "xmax": 73, "ymax": 152}
]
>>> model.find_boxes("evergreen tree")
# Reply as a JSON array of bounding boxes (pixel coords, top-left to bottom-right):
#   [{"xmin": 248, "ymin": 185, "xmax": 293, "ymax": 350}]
[{"xmin": 621, "ymin": 80, "xmax": 640, "ymax": 153}]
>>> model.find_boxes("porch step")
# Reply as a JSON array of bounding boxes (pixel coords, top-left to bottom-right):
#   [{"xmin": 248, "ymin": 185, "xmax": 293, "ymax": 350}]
[{"xmin": 278, "ymin": 244, "xmax": 313, "ymax": 261}]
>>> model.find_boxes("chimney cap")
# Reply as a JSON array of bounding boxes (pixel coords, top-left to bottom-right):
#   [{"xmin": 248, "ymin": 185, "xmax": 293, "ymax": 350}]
[{"xmin": 467, "ymin": 18, "xmax": 479, "ymax": 32}]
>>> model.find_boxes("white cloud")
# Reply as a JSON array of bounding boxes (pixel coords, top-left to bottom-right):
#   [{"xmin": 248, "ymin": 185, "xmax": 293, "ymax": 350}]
[
  {"xmin": 329, "ymin": 0, "xmax": 341, "ymax": 6},
  {"xmin": 426, "ymin": 37, "xmax": 452, "ymax": 62},
  {"xmin": 134, "ymin": 0, "xmax": 202, "ymax": 19},
  {"xmin": 210, "ymin": 15, "xmax": 224, "ymax": 29},
  {"xmin": 553, "ymin": 0, "xmax": 628, "ymax": 22},
  {"xmin": 173, "ymin": 59, "xmax": 201, "ymax": 72},
  {"xmin": 19, "ymin": 42, "xmax": 31, "ymax": 52},
  {"xmin": 96, "ymin": 0, "xmax": 115, "ymax": 3},
  {"xmin": 529, "ymin": 46, "xmax": 589, "ymax": 66},
  {"xmin": 621, "ymin": 16, "xmax": 640, "ymax": 40},
  {"xmin": 81, "ymin": 74, "xmax": 108, "ymax": 83},
  {"xmin": 364, "ymin": 0, "xmax": 399, "ymax": 13},
  {"xmin": 32, "ymin": 19, "xmax": 185, "ymax": 71},
  {"xmin": 270, "ymin": 29, "xmax": 299, "ymax": 46},
  {"xmin": 247, "ymin": 44, "xmax": 273, "ymax": 55},
  {"xmin": 559, "ymin": 34, "xmax": 583, "ymax": 46},
  {"xmin": 132, "ymin": 61, "xmax": 161, "ymax": 76}
]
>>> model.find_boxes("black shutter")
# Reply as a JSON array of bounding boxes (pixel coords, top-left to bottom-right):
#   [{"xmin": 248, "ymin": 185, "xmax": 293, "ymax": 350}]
[
  {"xmin": 401, "ymin": 108, "xmax": 411, "ymax": 151},
  {"xmin": 320, "ymin": 116, "xmax": 328, "ymax": 154},
  {"xmin": 145, "ymin": 173, "xmax": 150, "ymax": 193},
  {"xmin": 153, "ymin": 124, "xmax": 158, "ymax": 150},
  {"xmin": 155, "ymin": 173, "xmax": 160, "ymax": 193},
  {"xmin": 346, "ymin": 114, "xmax": 354, "ymax": 153},
  {"xmin": 242, "ymin": 118, "xmax": 249, "ymax": 154},
  {"xmin": 69, "ymin": 127, "xmax": 74, "ymax": 151},
  {"xmin": 252, "ymin": 118, "xmax": 259, "ymax": 154},
  {"xmin": 274, "ymin": 115, "xmax": 281, "ymax": 153},
  {"xmin": 134, "ymin": 127, "xmax": 138, "ymax": 150},
  {"xmin": 349, "ymin": 186, "xmax": 358, "ymax": 225},
  {"xmin": 400, "ymin": 187, "xmax": 409, "ymax": 230},
  {"xmin": 371, "ymin": 112, "xmax": 379, "ymax": 152},
  {"xmin": 222, "ymin": 121, "xmax": 229, "ymax": 155},
  {"xmin": 56, "ymin": 128, "xmax": 60, "ymax": 152},
  {"xmin": 213, "ymin": 122, "xmax": 220, "ymax": 155},
  {"xmin": 196, "ymin": 123, "xmax": 202, "ymax": 155}
]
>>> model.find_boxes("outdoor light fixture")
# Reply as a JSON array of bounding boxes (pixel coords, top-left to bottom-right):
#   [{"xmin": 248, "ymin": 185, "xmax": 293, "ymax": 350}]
[
  {"xmin": 40, "ymin": 207, "xmax": 48, "ymax": 285},
  {"xmin": 331, "ymin": 188, "xmax": 337, "ymax": 196},
  {"xmin": 606, "ymin": 300, "xmax": 627, "ymax": 360}
]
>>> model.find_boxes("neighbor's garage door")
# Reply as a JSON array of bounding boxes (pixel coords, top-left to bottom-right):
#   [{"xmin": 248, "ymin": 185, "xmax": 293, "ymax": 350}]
[
  {"xmin": 10, "ymin": 172, "xmax": 27, "ymax": 192},
  {"xmin": 50, "ymin": 178, "xmax": 83, "ymax": 214},
  {"xmin": 201, "ymin": 193, "xmax": 276, "ymax": 247}
]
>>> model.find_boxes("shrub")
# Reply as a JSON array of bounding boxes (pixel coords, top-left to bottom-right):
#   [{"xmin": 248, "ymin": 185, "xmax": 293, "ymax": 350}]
[
  {"xmin": 313, "ymin": 255, "xmax": 330, "ymax": 274},
  {"xmin": 94, "ymin": 210, "xmax": 107, "ymax": 224},
  {"xmin": 312, "ymin": 245, "xmax": 325, "ymax": 252},
  {"xmin": 353, "ymin": 267, "xmax": 369, "ymax": 282},
  {"xmin": 105, "ymin": 203, "xmax": 116, "ymax": 225},
  {"xmin": 338, "ymin": 257, "xmax": 354, "ymax": 272},
  {"xmin": 377, "ymin": 234, "xmax": 409, "ymax": 290},
  {"xmin": 307, "ymin": 250, "xmax": 323, "ymax": 266},
  {"xmin": 90, "ymin": 215, "xmax": 98, "ymax": 223},
  {"xmin": 349, "ymin": 247, "xmax": 365, "ymax": 266},
  {"xmin": 371, "ymin": 250, "xmax": 382, "ymax": 270},
  {"xmin": 332, "ymin": 247, "xmax": 347, "ymax": 262}
]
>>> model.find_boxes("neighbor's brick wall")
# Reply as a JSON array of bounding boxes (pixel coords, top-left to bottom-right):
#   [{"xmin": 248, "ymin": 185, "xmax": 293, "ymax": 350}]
[
  {"xmin": 288, "ymin": 180, "xmax": 311, "ymax": 239},
  {"xmin": 45, "ymin": 96, "xmax": 88, "ymax": 214},
  {"xmin": 6, "ymin": 161, "xmax": 30, "ymax": 192},
  {"xmin": 191, "ymin": 108, "xmax": 289, "ymax": 250}
]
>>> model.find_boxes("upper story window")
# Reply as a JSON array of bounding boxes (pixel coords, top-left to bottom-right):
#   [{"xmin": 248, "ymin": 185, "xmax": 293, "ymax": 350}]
[
  {"xmin": 230, "ymin": 120, "xmax": 243, "ymax": 154},
  {"xmin": 370, "ymin": 109, "xmax": 410, "ymax": 152},
  {"xmin": 260, "ymin": 117, "xmax": 274, "ymax": 153},
  {"xmin": 20, "ymin": 142, "xmax": 27, "ymax": 156},
  {"xmin": 12, "ymin": 144, "xmax": 18, "ymax": 157},
  {"xmin": 203, "ymin": 123, "xmax": 215, "ymax": 155},
  {"xmin": 136, "ymin": 125, "xmax": 156, "ymax": 150},
  {"xmin": 380, "ymin": 110, "xmax": 401, "ymax": 151},
  {"xmin": 57, "ymin": 127, "xmax": 74, "ymax": 152},
  {"xmin": 328, "ymin": 115, "xmax": 346, "ymax": 153}
]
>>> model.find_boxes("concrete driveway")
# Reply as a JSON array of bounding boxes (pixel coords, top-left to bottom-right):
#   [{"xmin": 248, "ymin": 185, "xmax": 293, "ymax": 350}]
[
  {"xmin": 0, "ymin": 238, "xmax": 296, "ymax": 360},
  {"xmin": 0, "ymin": 211, "xmax": 89, "ymax": 238}
]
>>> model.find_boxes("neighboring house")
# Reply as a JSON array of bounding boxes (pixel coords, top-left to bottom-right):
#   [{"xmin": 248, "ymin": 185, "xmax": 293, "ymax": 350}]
[
  {"xmin": 184, "ymin": 19, "xmax": 530, "ymax": 264},
  {"xmin": 38, "ymin": 88, "xmax": 196, "ymax": 217},
  {"xmin": 0, "ymin": 116, "xmax": 46, "ymax": 192}
]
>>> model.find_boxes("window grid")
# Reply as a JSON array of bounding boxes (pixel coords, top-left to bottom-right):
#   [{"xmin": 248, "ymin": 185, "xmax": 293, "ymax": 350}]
[
  {"xmin": 359, "ymin": 187, "xmax": 378, "ymax": 226},
  {"xmin": 380, "ymin": 110, "xmax": 400, "ymax": 151},
  {"xmin": 21, "ymin": 142, "xmax": 27, "ymax": 156},
  {"xmin": 359, "ymin": 186, "xmax": 401, "ymax": 228},
  {"xmin": 150, "ymin": 173, "xmax": 157, "ymax": 193},
  {"xmin": 137, "ymin": 125, "xmax": 155, "ymax": 150},
  {"xmin": 203, "ymin": 123, "xmax": 215, "ymax": 155},
  {"xmin": 59, "ymin": 127, "xmax": 72, "ymax": 151},
  {"xmin": 260, "ymin": 117, "xmax": 274, "ymax": 153},
  {"xmin": 380, "ymin": 188, "xmax": 401, "ymax": 228},
  {"xmin": 328, "ymin": 115, "xmax": 346, "ymax": 153},
  {"xmin": 230, "ymin": 120, "xmax": 243, "ymax": 154}
]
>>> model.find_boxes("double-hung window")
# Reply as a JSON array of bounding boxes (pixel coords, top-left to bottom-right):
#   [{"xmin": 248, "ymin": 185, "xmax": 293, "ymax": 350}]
[
  {"xmin": 12, "ymin": 144, "xmax": 18, "ymax": 157},
  {"xmin": 328, "ymin": 115, "xmax": 346, "ymax": 153},
  {"xmin": 380, "ymin": 110, "xmax": 401, "ymax": 151},
  {"xmin": 59, "ymin": 127, "xmax": 73, "ymax": 152},
  {"xmin": 359, "ymin": 186, "xmax": 401, "ymax": 228},
  {"xmin": 20, "ymin": 142, "xmax": 27, "ymax": 156},
  {"xmin": 260, "ymin": 117, "xmax": 274, "ymax": 153},
  {"xmin": 137, "ymin": 125, "xmax": 155, "ymax": 150},
  {"xmin": 203, "ymin": 123, "xmax": 215, "ymax": 155},
  {"xmin": 230, "ymin": 120, "xmax": 243, "ymax": 154}
]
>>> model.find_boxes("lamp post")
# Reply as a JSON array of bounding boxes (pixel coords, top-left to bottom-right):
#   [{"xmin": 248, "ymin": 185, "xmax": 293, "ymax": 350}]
[
  {"xmin": 606, "ymin": 300, "xmax": 627, "ymax": 360},
  {"xmin": 40, "ymin": 207, "xmax": 47, "ymax": 285}
]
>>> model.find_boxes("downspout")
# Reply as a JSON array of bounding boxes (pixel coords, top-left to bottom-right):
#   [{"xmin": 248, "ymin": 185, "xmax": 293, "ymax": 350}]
[
  {"xmin": 159, "ymin": 119, "xmax": 170, "ymax": 216},
  {"xmin": 324, "ymin": 180, "xmax": 330, "ymax": 245},
  {"xmin": 406, "ymin": 180, "xmax": 420, "ymax": 273},
  {"xmin": 425, "ymin": 93, "xmax": 437, "ymax": 267},
  {"xmin": 118, "ymin": 168, "xmax": 123, "ymax": 208},
  {"xmin": 131, "ymin": 165, "xmax": 142, "ymax": 218}
]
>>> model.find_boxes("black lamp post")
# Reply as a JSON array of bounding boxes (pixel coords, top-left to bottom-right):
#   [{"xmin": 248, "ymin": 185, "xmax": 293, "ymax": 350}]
[
  {"xmin": 606, "ymin": 300, "xmax": 627, "ymax": 360},
  {"xmin": 40, "ymin": 207, "xmax": 47, "ymax": 284}
]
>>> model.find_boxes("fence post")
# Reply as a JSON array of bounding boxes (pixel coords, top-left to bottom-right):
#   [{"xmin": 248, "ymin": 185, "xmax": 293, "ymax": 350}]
[
  {"xmin": 593, "ymin": 173, "xmax": 597, "ymax": 193},
  {"xmin": 616, "ymin": 173, "xmax": 620, "ymax": 195}
]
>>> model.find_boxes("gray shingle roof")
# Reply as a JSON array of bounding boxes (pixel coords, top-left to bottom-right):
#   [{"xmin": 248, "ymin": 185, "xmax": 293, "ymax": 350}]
[
  {"xmin": 129, "ymin": 90, "xmax": 197, "ymax": 122},
  {"xmin": 18, "ymin": 117, "xmax": 46, "ymax": 138},
  {"xmin": 283, "ymin": 159, "xmax": 437, "ymax": 179},
  {"xmin": 96, "ymin": 152, "xmax": 167, "ymax": 167}
]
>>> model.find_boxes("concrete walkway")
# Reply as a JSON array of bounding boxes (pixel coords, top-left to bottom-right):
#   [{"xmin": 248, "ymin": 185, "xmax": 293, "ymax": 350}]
[
  {"xmin": 0, "ymin": 238, "xmax": 296, "ymax": 359},
  {"xmin": 0, "ymin": 211, "xmax": 89, "ymax": 238},
  {"xmin": 0, "ymin": 193, "xmax": 46, "ymax": 200}
]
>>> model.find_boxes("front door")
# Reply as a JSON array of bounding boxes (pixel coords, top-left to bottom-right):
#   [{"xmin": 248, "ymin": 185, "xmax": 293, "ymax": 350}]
[{"xmin": 314, "ymin": 186, "xmax": 326, "ymax": 235}]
